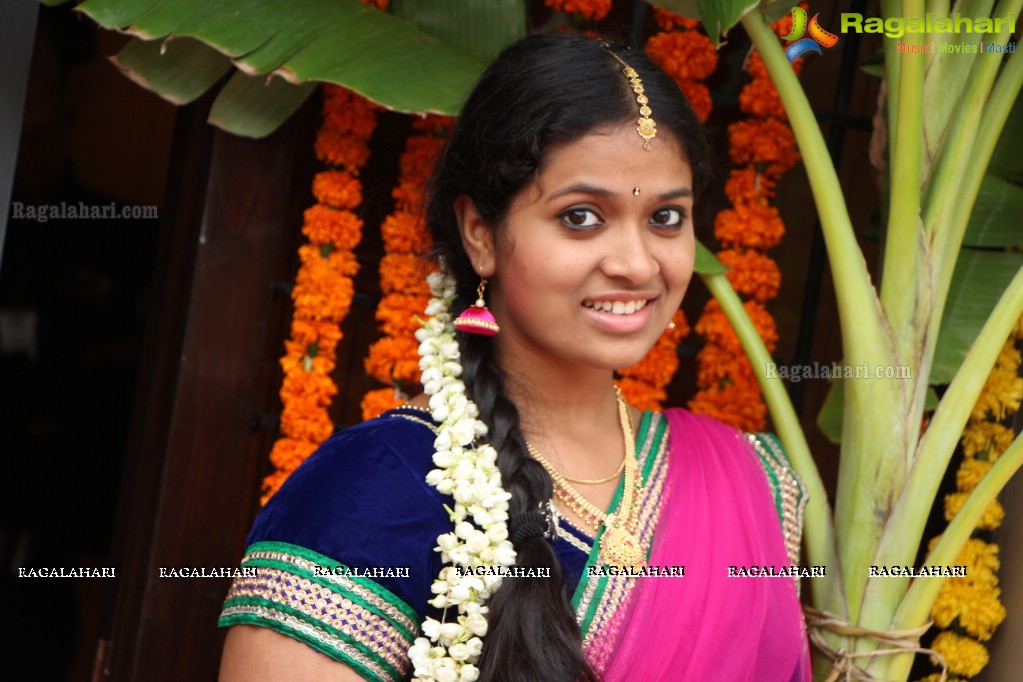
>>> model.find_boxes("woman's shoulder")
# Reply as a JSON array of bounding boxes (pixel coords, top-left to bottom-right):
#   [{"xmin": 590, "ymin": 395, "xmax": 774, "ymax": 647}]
[{"xmin": 246, "ymin": 407, "xmax": 449, "ymax": 570}]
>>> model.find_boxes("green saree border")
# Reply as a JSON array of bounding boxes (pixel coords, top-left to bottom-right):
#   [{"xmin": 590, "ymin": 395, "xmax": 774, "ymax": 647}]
[{"xmin": 570, "ymin": 411, "xmax": 669, "ymax": 638}]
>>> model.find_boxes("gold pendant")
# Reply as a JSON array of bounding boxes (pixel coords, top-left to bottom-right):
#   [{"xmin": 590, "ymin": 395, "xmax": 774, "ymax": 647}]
[{"xmin": 601, "ymin": 516, "xmax": 645, "ymax": 567}]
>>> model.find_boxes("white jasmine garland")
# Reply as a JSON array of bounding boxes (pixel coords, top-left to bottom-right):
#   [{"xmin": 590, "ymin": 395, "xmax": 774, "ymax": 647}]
[{"xmin": 408, "ymin": 270, "xmax": 516, "ymax": 682}]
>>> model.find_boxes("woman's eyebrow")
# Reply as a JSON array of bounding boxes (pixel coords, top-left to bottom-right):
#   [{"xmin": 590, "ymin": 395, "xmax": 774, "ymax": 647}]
[{"xmin": 547, "ymin": 184, "xmax": 694, "ymax": 201}]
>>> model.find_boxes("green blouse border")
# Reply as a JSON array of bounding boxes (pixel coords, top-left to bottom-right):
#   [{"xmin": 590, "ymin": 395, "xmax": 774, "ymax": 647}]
[{"xmin": 218, "ymin": 540, "xmax": 420, "ymax": 682}]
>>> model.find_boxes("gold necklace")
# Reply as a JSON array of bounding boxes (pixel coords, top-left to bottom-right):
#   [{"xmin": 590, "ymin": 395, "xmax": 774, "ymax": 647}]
[
  {"xmin": 560, "ymin": 456, "xmax": 625, "ymax": 485},
  {"xmin": 527, "ymin": 387, "xmax": 645, "ymax": 567}
]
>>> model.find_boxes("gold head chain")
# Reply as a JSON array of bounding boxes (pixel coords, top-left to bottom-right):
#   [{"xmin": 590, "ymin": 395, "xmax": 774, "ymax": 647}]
[{"xmin": 603, "ymin": 44, "xmax": 657, "ymax": 149}]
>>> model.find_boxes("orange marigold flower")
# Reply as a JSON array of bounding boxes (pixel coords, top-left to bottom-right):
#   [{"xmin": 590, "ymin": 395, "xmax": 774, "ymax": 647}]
[
  {"xmin": 728, "ymin": 118, "xmax": 800, "ymax": 177},
  {"xmin": 280, "ymin": 338, "xmax": 337, "ymax": 375},
  {"xmin": 652, "ymin": 8, "xmax": 701, "ymax": 31},
  {"xmin": 379, "ymin": 253, "xmax": 432, "ymax": 295},
  {"xmin": 281, "ymin": 402, "xmax": 334, "ymax": 444},
  {"xmin": 725, "ymin": 166, "xmax": 777, "ymax": 204},
  {"xmin": 695, "ymin": 343, "xmax": 758, "ymax": 390},
  {"xmin": 314, "ymin": 130, "xmax": 372, "ymax": 174},
  {"xmin": 280, "ymin": 368, "xmax": 338, "ymax": 407},
  {"xmin": 696, "ymin": 299, "xmax": 779, "ymax": 352},
  {"xmin": 288, "ymin": 319, "xmax": 343, "ymax": 359},
  {"xmin": 544, "ymin": 0, "xmax": 612, "ymax": 21},
  {"xmin": 679, "ymin": 79, "xmax": 713, "ymax": 123},
  {"xmin": 739, "ymin": 76, "xmax": 787, "ymax": 120},
  {"xmin": 321, "ymin": 85, "xmax": 380, "ymax": 139},
  {"xmin": 302, "ymin": 204, "xmax": 363, "ymax": 251},
  {"xmin": 293, "ymin": 252, "xmax": 356, "ymax": 321},
  {"xmin": 617, "ymin": 376, "xmax": 667, "ymax": 412},
  {"xmin": 312, "ymin": 170, "xmax": 363, "ymax": 210},
  {"xmin": 361, "ymin": 387, "xmax": 405, "ymax": 421},
  {"xmin": 714, "ymin": 201, "xmax": 786, "ymax": 250},
  {"xmin": 268, "ymin": 437, "xmax": 319, "ymax": 474},
  {"xmin": 376, "ymin": 292, "xmax": 430, "ymax": 336},
  {"xmin": 412, "ymin": 114, "xmax": 455, "ymax": 135},
  {"xmin": 621, "ymin": 342, "xmax": 680, "ymax": 389},
  {"xmin": 364, "ymin": 336, "xmax": 422, "ymax": 386},
  {"xmin": 381, "ymin": 211, "xmax": 433, "ymax": 254},
  {"xmin": 718, "ymin": 249, "xmax": 782, "ymax": 302},
  {"xmin": 688, "ymin": 382, "xmax": 766, "ymax": 432},
  {"xmin": 645, "ymin": 30, "xmax": 719, "ymax": 82}
]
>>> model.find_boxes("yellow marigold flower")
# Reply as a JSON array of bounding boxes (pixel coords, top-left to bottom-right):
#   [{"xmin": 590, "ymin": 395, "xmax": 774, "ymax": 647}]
[
  {"xmin": 961, "ymin": 420, "xmax": 1014, "ymax": 459},
  {"xmin": 958, "ymin": 583, "xmax": 1007, "ymax": 641},
  {"xmin": 944, "ymin": 492, "xmax": 1005, "ymax": 530},
  {"xmin": 956, "ymin": 457, "xmax": 993, "ymax": 492},
  {"xmin": 931, "ymin": 631, "xmax": 989, "ymax": 677}
]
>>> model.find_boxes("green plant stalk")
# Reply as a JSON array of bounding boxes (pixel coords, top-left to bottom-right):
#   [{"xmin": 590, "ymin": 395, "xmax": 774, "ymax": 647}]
[
  {"xmin": 881, "ymin": 1, "xmax": 901, "ymax": 141},
  {"xmin": 701, "ymin": 270, "xmax": 841, "ymax": 594},
  {"xmin": 880, "ymin": 0, "xmax": 925, "ymax": 374},
  {"xmin": 879, "ymin": 431, "xmax": 1023, "ymax": 681},
  {"xmin": 742, "ymin": 8, "xmax": 905, "ymax": 622},
  {"xmin": 854, "ymin": 264, "xmax": 1023, "ymax": 674}
]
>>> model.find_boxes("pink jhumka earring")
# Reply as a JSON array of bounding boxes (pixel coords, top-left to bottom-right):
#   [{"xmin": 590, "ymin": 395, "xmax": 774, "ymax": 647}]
[{"xmin": 453, "ymin": 279, "xmax": 500, "ymax": 336}]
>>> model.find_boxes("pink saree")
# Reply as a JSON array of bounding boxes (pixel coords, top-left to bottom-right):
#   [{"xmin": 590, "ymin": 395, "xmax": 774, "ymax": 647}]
[{"xmin": 580, "ymin": 408, "xmax": 811, "ymax": 681}]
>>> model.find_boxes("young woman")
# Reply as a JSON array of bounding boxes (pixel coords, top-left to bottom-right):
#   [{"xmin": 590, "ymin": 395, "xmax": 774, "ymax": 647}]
[{"xmin": 219, "ymin": 33, "xmax": 810, "ymax": 682}]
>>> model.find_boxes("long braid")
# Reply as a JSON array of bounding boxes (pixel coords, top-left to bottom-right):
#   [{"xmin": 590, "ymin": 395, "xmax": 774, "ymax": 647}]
[{"xmin": 459, "ymin": 332, "xmax": 598, "ymax": 681}]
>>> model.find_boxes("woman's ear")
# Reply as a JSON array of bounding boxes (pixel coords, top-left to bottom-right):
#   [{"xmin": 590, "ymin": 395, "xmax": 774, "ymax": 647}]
[{"xmin": 454, "ymin": 195, "xmax": 496, "ymax": 277}]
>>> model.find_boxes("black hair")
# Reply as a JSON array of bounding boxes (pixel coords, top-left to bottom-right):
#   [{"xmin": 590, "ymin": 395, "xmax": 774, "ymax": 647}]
[{"xmin": 425, "ymin": 33, "xmax": 710, "ymax": 681}]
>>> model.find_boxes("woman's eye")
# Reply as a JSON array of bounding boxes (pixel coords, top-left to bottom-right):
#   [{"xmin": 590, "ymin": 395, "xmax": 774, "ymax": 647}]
[
  {"xmin": 559, "ymin": 208, "xmax": 603, "ymax": 229},
  {"xmin": 650, "ymin": 208, "xmax": 685, "ymax": 228}
]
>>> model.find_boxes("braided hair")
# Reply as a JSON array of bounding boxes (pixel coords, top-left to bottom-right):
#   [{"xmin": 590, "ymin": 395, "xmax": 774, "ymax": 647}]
[{"xmin": 424, "ymin": 33, "xmax": 710, "ymax": 681}]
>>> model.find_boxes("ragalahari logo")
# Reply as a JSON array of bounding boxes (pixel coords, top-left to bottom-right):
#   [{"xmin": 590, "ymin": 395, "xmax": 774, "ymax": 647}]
[{"xmin": 784, "ymin": 6, "xmax": 839, "ymax": 62}]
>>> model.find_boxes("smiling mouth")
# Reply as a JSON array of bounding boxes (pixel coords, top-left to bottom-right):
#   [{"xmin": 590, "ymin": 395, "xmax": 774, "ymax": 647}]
[{"xmin": 583, "ymin": 299, "xmax": 651, "ymax": 315}]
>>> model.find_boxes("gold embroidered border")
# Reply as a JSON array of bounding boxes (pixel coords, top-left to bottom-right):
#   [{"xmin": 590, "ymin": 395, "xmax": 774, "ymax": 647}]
[
  {"xmin": 223, "ymin": 567, "xmax": 413, "ymax": 679},
  {"xmin": 221, "ymin": 603, "xmax": 396, "ymax": 681},
  {"xmin": 241, "ymin": 547, "xmax": 419, "ymax": 635},
  {"xmin": 745, "ymin": 433, "xmax": 808, "ymax": 569}
]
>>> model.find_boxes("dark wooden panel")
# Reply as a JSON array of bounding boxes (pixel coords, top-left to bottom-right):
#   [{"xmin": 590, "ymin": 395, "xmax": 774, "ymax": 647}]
[{"xmin": 103, "ymin": 102, "xmax": 316, "ymax": 680}]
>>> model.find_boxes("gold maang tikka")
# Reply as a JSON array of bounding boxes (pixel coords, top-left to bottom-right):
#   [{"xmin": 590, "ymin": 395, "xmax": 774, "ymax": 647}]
[{"xmin": 603, "ymin": 45, "xmax": 657, "ymax": 149}]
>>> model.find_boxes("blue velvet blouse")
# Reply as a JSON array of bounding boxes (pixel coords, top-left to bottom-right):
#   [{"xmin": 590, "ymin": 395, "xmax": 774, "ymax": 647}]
[{"xmin": 218, "ymin": 406, "xmax": 591, "ymax": 680}]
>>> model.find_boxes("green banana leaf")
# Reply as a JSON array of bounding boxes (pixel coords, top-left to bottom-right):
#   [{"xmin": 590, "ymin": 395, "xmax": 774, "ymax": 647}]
[{"xmin": 50, "ymin": 0, "xmax": 526, "ymax": 136}]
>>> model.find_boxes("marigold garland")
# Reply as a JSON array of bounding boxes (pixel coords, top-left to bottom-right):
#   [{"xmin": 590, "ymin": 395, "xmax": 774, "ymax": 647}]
[
  {"xmin": 645, "ymin": 16, "xmax": 719, "ymax": 124},
  {"xmin": 262, "ymin": 84, "xmax": 380, "ymax": 504},
  {"xmin": 361, "ymin": 116, "xmax": 452, "ymax": 419},
  {"xmin": 544, "ymin": 0, "xmax": 612, "ymax": 21},
  {"xmin": 917, "ymin": 318, "xmax": 1023, "ymax": 680},
  {"xmin": 688, "ymin": 11, "xmax": 801, "ymax": 432}
]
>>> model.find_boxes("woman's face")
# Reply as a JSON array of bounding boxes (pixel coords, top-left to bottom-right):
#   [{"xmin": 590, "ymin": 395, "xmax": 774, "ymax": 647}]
[{"xmin": 460, "ymin": 122, "xmax": 696, "ymax": 377}]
